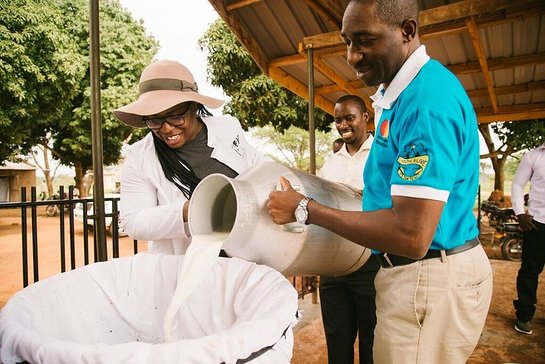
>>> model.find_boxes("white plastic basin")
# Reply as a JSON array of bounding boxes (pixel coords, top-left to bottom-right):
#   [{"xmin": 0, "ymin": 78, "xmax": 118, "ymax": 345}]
[{"xmin": 0, "ymin": 254, "xmax": 298, "ymax": 364}]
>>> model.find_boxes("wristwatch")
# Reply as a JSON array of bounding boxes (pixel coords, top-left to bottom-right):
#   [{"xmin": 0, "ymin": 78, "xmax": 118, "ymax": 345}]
[{"xmin": 294, "ymin": 196, "xmax": 313, "ymax": 225}]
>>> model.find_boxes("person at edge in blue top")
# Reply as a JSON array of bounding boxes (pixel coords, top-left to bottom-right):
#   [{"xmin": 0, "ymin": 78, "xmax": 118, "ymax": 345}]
[{"xmin": 266, "ymin": 0, "xmax": 493, "ymax": 363}]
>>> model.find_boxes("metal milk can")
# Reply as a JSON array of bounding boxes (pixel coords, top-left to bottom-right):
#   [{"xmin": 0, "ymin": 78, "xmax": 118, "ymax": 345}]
[{"xmin": 188, "ymin": 161, "xmax": 370, "ymax": 276}]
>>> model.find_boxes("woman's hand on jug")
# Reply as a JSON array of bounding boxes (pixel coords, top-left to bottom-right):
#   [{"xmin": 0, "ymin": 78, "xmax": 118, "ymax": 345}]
[{"xmin": 267, "ymin": 176, "xmax": 303, "ymax": 224}]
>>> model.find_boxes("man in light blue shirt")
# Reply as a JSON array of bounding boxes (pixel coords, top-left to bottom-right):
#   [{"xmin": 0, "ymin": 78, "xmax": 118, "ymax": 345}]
[{"xmin": 267, "ymin": 0, "xmax": 492, "ymax": 362}]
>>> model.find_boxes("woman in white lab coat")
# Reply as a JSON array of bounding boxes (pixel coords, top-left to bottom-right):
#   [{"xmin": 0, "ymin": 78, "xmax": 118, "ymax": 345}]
[{"xmin": 113, "ymin": 60, "xmax": 268, "ymax": 254}]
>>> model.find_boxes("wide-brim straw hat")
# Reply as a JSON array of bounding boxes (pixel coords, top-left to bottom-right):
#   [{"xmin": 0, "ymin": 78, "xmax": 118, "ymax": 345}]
[{"xmin": 113, "ymin": 60, "xmax": 224, "ymax": 127}]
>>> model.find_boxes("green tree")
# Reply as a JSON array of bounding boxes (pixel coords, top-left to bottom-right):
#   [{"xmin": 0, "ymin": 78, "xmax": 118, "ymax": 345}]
[
  {"xmin": 251, "ymin": 125, "xmax": 335, "ymax": 172},
  {"xmin": 479, "ymin": 119, "xmax": 544, "ymax": 192},
  {"xmin": 1, "ymin": 0, "xmax": 157, "ymax": 195},
  {"xmin": 30, "ymin": 136, "xmax": 61, "ymax": 198},
  {"xmin": 0, "ymin": 0, "xmax": 84, "ymax": 161},
  {"xmin": 199, "ymin": 19, "xmax": 332, "ymax": 132},
  {"xmin": 50, "ymin": 0, "xmax": 157, "ymax": 195},
  {"xmin": 503, "ymin": 154, "xmax": 522, "ymax": 180}
]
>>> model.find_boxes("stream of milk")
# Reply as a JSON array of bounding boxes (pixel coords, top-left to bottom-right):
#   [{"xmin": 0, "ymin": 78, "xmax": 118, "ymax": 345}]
[{"xmin": 163, "ymin": 231, "xmax": 229, "ymax": 341}]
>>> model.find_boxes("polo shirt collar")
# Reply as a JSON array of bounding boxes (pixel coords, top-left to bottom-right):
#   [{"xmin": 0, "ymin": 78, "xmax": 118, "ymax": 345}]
[{"xmin": 370, "ymin": 45, "xmax": 430, "ymax": 110}]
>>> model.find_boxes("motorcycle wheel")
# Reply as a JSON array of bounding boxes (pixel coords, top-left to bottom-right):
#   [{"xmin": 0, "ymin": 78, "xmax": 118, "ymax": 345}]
[
  {"xmin": 46, "ymin": 204, "xmax": 59, "ymax": 217},
  {"xmin": 501, "ymin": 237, "xmax": 522, "ymax": 262}
]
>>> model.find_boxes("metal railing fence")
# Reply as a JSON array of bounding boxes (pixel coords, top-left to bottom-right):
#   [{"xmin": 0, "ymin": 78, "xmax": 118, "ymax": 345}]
[
  {"xmin": 2, "ymin": 186, "xmax": 321, "ymax": 300},
  {"xmin": 0, "ymin": 186, "xmax": 138, "ymax": 287}
]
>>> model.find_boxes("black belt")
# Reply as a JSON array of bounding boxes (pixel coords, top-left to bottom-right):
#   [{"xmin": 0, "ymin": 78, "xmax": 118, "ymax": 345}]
[{"xmin": 375, "ymin": 238, "xmax": 480, "ymax": 268}]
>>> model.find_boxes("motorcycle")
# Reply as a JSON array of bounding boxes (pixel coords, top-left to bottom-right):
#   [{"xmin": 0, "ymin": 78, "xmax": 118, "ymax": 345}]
[
  {"xmin": 480, "ymin": 201, "xmax": 522, "ymax": 262},
  {"xmin": 497, "ymin": 222, "xmax": 523, "ymax": 262},
  {"xmin": 480, "ymin": 200, "xmax": 517, "ymax": 227},
  {"xmin": 45, "ymin": 192, "xmax": 72, "ymax": 217}
]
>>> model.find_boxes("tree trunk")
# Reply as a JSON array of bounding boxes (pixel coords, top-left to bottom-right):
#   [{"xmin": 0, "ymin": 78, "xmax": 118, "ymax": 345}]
[
  {"xmin": 478, "ymin": 124, "xmax": 505, "ymax": 193},
  {"xmin": 74, "ymin": 161, "xmax": 93, "ymax": 197},
  {"xmin": 42, "ymin": 147, "xmax": 55, "ymax": 197},
  {"xmin": 492, "ymin": 158, "xmax": 505, "ymax": 191},
  {"xmin": 74, "ymin": 162, "xmax": 86, "ymax": 198},
  {"xmin": 84, "ymin": 171, "xmax": 94, "ymax": 197}
]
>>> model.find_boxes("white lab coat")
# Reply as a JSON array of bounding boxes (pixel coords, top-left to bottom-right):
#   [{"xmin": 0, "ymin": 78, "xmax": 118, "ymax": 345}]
[{"xmin": 120, "ymin": 115, "xmax": 269, "ymax": 254}]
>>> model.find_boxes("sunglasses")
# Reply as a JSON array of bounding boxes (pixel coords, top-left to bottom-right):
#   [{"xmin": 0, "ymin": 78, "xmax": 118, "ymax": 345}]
[{"xmin": 143, "ymin": 106, "xmax": 192, "ymax": 130}]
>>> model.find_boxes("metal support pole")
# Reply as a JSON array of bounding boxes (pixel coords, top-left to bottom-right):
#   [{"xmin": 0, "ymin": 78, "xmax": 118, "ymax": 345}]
[
  {"xmin": 89, "ymin": 0, "xmax": 107, "ymax": 261},
  {"xmin": 306, "ymin": 45, "xmax": 318, "ymax": 305},
  {"xmin": 307, "ymin": 45, "xmax": 316, "ymax": 175}
]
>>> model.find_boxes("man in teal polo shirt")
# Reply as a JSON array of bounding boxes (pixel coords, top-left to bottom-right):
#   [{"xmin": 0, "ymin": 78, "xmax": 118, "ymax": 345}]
[{"xmin": 267, "ymin": 0, "xmax": 492, "ymax": 362}]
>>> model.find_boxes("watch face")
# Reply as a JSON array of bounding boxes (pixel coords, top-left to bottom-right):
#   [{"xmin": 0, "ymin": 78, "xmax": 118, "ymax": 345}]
[{"xmin": 295, "ymin": 206, "xmax": 307, "ymax": 224}]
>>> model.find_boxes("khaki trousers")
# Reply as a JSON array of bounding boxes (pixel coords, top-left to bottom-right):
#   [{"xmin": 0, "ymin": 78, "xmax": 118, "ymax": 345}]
[{"xmin": 373, "ymin": 244, "xmax": 493, "ymax": 364}]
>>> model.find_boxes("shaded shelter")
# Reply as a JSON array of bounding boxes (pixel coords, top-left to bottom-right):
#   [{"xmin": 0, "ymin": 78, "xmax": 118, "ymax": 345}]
[{"xmin": 209, "ymin": 0, "xmax": 545, "ymax": 126}]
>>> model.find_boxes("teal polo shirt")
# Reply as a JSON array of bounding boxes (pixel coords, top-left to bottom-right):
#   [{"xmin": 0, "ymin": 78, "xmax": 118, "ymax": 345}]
[{"xmin": 364, "ymin": 50, "xmax": 479, "ymax": 251}]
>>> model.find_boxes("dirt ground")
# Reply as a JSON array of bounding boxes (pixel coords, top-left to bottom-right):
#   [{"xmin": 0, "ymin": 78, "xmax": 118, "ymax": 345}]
[
  {"xmin": 0, "ymin": 209, "xmax": 544, "ymax": 363},
  {"xmin": 0, "ymin": 208, "xmax": 147, "ymax": 308}
]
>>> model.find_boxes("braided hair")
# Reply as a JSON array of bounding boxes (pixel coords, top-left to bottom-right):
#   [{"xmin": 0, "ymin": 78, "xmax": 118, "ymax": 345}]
[{"xmin": 152, "ymin": 102, "xmax": 213, "ymax": 199}]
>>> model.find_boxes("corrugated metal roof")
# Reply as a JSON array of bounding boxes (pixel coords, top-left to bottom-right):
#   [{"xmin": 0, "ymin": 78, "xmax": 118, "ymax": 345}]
[{"xmin": 210, "ymin": 0, "xmax": 545, "ymax": 124}]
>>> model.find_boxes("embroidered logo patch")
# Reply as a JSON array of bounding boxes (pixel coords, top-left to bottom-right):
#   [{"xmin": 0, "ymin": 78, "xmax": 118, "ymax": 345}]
[
  {"xmin": 379, "ymin": 119, "xmax": 389, "ymax": 139},
  {"xmin": 397, "ymin": 143, "xmax": 429, "ymax": 181},
  {"xmin": 376, "ymin": 119, "xmax": 390, "ymax": 148}
]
